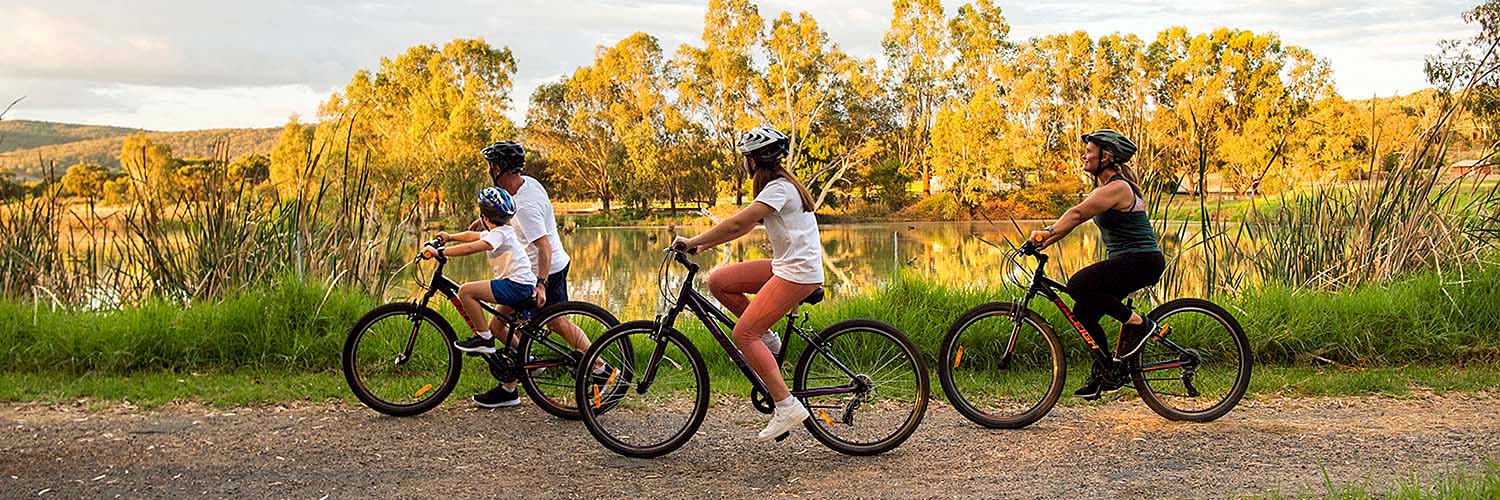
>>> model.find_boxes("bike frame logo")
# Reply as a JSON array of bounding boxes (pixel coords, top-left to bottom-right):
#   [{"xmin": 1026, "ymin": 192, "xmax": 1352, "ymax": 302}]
[
  {"xmin": 1051, "ymin": 298, "xmax": 1100, "ymax": 350},
  {"xmin": 447, "ymin": 296, "xmax": 481, "ymax": 331}
]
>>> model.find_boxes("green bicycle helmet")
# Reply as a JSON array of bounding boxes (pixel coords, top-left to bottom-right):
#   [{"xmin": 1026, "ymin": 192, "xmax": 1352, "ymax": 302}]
[{"xmin": 1081, "ymin": 129, "xmax": 1138, "ymax": 164}]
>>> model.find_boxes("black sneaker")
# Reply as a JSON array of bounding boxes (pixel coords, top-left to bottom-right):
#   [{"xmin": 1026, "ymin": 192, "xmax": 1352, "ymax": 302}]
[
  {"xmin": 1115, "ymin": 318, "xmax": 1158, "ymax": 360},
  {"xmin": 473, "ymin": 385, "xmax": 521, "ymax": 408},
  {"xmin": 1073, "ymin": 370, "xmax": 1124, "ymax": 400},
  {"xmin": 454, "ymin": 335, "xmax": 496, "ymax": 354}
]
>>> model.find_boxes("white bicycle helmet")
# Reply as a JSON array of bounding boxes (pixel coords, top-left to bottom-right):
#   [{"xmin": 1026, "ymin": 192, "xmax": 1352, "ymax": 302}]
[{"xmin": 737, "ymin": 126, "xmax": 790, "ymax": 160}]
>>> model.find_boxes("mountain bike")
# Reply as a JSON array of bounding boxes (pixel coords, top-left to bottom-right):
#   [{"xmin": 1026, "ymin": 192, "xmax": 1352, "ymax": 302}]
[
  {"xmin": 574, "ymin": 247, "xmax": 929, "ymax": 458},
  {"xmin": 342, "ymin": 239, "xmax": 623, "ymax": 419},
  {"xmin": 937, "ymin": 239, "xmax": 1251, "ymax": 428}
]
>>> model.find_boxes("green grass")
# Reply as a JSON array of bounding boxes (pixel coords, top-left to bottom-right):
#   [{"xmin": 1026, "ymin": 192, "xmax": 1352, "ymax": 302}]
[
  {"xmin": 0, "ymin": 277, "xmax": 378, "ymax": 372},
  {"xmin": 1, "ymin": 259, "xmax": 1497, "ymax": 406},
  {"xmin": 1252, "ymin": 460, "xmax": 1500, "ymax": 499},
  {"xmin": 1, "ymin": 363, "xmax": 1495, "ymax": 408}
]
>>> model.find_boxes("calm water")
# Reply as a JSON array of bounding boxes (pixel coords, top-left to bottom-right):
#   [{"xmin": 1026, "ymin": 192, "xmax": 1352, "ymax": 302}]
[{"xmin": 402, "ymin": 220, "xmax": 1245, "ymax": 321}]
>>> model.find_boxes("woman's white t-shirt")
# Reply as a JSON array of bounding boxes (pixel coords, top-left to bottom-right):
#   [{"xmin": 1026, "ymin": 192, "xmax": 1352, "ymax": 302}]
[
  {"xmin": 479, "ymin": 225, "xmax": 537, "ymax": 285},
  {"xmin": 753, "ymin": 178, "xmax": 824, "ymax": 284}
]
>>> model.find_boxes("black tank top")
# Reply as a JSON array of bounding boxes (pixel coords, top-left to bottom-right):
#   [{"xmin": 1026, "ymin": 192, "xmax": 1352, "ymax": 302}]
[{"xmin": 1092, "ymin": 174, "xmax": 1160, "ymax": 257}]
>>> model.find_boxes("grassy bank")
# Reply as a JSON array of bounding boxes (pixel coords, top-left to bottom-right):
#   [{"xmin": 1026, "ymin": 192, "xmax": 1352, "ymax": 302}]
[
  {"xmin": 1, "ymin": 261, "xmax": 1497, "ymax": 404},
  {"xmin": 4, "ymin": 262, "xmax": 1499, "ymax": 374}
]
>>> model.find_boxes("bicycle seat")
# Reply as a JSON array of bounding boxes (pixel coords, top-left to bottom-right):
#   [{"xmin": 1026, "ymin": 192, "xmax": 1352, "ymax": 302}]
[{"xmin": 801, "ymin": 287, "xmax": 825, "ymax": 305}]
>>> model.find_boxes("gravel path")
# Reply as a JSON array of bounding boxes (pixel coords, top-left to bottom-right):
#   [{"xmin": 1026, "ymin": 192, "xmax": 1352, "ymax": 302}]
[{"xmin": 2, "ymin": 394, "xmax": 1497, "ymax": 499}]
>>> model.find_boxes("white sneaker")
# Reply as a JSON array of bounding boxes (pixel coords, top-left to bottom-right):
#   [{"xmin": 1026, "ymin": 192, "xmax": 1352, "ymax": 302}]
[
  {"xmin": 757, "ymin": 401, "xmax": 809, "ymax": 441},
  {"xmin": 761, "ymin": 331, "xmax": 782, "ymax": 356}
]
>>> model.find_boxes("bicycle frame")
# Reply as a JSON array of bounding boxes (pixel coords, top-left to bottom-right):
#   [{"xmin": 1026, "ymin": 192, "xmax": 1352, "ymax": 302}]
[
  {"xmin": 398, "ymin": 249, "xmax": 577, "ymax": 374},
  {"xmin": 636, "ymin": 252, "xmax": 866, "ymax": 401},
  {"xmin": 1009, "ymin": 245, "xmax": 1196, "ymax": 374}
]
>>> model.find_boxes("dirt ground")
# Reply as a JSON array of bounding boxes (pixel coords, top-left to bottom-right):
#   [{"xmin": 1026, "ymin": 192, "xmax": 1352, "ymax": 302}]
[{"xmin": 2, "ymin": 393, "xmax": 1497, "ymax": 499}]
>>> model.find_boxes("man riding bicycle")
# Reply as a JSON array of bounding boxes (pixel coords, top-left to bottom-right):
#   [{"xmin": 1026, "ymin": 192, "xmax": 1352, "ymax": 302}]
[{"xmin": 467, "ymin": 141, "xmax": 606, "ymax": 408}]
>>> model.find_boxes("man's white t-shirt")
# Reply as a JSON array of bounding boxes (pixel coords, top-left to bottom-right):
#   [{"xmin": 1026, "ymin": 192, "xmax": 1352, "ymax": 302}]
[
  {"xmin": 753, "ymin": 177, "xmax": 824, "ymax": 284},
  {"xmin": 510, "ymin": 176, "xmax": 571, "ymax": 277},
  {"xmin": 479, "ymin": 225, "xmax": 537, "ymax": 285}
]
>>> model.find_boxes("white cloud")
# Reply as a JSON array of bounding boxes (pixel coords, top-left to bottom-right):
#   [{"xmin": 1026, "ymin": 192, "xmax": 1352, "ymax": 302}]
[{"xmin": 0, "ymin": 0, "xmax": 1483, "ymax": 130}]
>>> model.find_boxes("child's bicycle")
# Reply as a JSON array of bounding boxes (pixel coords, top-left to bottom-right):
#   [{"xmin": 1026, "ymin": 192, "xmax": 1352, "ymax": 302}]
[
  {"xmin": 574, "ymin": 246, "xmax": 929, "ymax": 458},
  {"xmin": 342, "ymin": 239, "xmax": 624, "ymax": 419},
  {"xmin": 937, "ymin": 239, "xmax": 1251, "ymax": 428}
]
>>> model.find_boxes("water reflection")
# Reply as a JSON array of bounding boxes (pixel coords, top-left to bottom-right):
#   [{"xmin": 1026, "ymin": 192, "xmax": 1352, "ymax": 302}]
[{"xmin": 409, "ymin": 221, "xmax": 1248, "ymax": 321}]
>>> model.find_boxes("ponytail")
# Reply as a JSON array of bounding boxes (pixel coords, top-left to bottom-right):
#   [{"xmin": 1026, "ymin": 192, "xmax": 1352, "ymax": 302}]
[{"xmin": 751, "ymin": 158, "xmax": 816, "ymax": 212}]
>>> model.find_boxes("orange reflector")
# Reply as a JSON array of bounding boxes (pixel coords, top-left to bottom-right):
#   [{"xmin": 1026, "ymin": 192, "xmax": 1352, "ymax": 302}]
[
  {"xmin": 413, "ymin": 383, "xmax": 433, "ymax": 398},
  {"xmin": 592, "ymin": 384, "xmax": 602, "ymax": 409},
  {"xmin": 1156, "ymin": 324, "xmax": 1172, "ymax": 339},
  {"xmin": 606, "ymin": 368, "xmax": 618, "ymax": 387},
  {"xmin": 953, "ymin": 346, "xmax": 965, "ymax": 369},
  {"xmin": 818, "ymin": 409, "xmax": 835, "ymax": 426}
]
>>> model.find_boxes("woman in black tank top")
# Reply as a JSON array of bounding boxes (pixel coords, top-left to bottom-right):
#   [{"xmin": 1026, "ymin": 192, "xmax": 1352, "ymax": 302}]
[{"xmin": 1028, "ymin": 129, "xmax": 1166, "ymax": 400}]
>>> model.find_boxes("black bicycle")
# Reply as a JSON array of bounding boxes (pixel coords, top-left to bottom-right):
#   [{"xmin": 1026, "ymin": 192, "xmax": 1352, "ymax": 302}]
[
  {"xmin": 342, "ymin": 239, "xmax": 624, "ymax": 419},
  {"xmin": 937, "ymin": 239, "xmax": 1251, "ymax": 428},
  {"xmin": 574, "ymin": 247, "xmax": 929, "ymax": 458}
]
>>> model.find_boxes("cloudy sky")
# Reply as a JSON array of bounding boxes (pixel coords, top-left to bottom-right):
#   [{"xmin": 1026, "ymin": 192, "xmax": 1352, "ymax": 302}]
[{"xmin": 0, "ymin": 0, "xmax": 1479, "ymax": 131}]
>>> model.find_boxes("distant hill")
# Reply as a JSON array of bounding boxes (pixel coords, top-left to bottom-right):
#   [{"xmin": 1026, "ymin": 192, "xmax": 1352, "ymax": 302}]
[
  {"xmin": 0, "ymin": 120, "xmax": 139, "ymax": 154},
  {"xmin": 0, "ymin": 121, "xmax": 280, "ymax": 180}
]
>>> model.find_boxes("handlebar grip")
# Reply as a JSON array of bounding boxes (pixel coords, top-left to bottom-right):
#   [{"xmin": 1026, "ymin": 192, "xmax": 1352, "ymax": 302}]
[{"xmin": 671, "ymin": 241, "xmax": 698, "ymax": 255}]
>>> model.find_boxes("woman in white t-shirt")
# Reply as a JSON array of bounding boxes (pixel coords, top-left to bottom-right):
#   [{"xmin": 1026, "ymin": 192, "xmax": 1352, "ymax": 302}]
[{"xmin": 673, "ymin": 126, "xmax": 823, "ymax": 441}]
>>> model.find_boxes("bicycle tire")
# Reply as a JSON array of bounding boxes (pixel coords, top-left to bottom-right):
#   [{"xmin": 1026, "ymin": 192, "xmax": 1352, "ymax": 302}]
[
  {"xmin": 937, "ymin": 302, "xmax": 1065, "ymax": 429},
  {"xmin": 576, "ymin": 321, "xmax": 709, "ymax": 459},
  {"xmin": 342, "ymin": 302, "xmax": 462, "ymax": 417},
  {"xmin": 794, "ymin": 318, "xmax": 929, "ymax": 456},
  {"xmin": 1129, "ymin": 298, "xmax": 1252, "ymax": 422},
  {"xmin": 518, "ymin": 301, "xmax": 622, "ymax": 420}
]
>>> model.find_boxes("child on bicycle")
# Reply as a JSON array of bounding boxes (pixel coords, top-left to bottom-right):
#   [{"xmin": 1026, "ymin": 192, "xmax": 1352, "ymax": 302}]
[{"xmin": 422, "ymin": 187, "xmax": 538, "ymax": 367}]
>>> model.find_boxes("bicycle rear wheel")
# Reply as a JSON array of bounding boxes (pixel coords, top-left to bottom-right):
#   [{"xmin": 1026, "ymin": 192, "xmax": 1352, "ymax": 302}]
[
  {"xmin": 793, "ymin": 319, "xmax": 929, "ymax": 456},
  {"xmin": 1129, "ymin": 298, "xmax": 1252, "ymax": 422},
  {"xmin": 342, "ymin": 303, "xmax": 461, "ymax": 417},
  {"xmin": 576, "ymin": 321, "xmax": 709, "ymax": 459},
  {"xmin": 519, "ymin": 301, "xmax": 622, "ymax": 420},
  {"xmin": 937, "ymin": 302, "xmax": 1065, "ymax": 429}
]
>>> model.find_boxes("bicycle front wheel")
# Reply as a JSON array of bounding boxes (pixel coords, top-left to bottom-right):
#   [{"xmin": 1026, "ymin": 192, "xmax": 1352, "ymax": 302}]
[
  {"xmin": 937, "ymin": 302, "xmax": 1065, "ymax": 429},
  {"xmin": 576, "ymin": 321, "xmax": 709, "ymax": 459},
  {"xmin": 342, "ymin": 303, "xmax": 462, "ymax": 417},
  {"xmin": 794, "ymin": 319, "xmax": 929, "ymax": 456},
  {"xmin": 519, "ymin": 301, "xmax": 622, "ymax": 420},
  {"xmin": 1129, "ymin": 298, "xmax": 1252, "ymax": 422}
]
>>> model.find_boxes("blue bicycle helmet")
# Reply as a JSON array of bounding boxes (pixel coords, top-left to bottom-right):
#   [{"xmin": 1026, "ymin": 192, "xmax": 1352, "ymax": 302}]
[{"xmin": 477, "ymin": 186, "xmax": 517, "ymax": 224}]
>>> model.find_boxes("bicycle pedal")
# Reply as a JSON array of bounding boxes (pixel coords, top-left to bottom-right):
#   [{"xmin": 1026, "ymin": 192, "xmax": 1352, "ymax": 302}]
[{"xmin": 774, "ymin": 431, "xmax": 791, "ymax": 442}]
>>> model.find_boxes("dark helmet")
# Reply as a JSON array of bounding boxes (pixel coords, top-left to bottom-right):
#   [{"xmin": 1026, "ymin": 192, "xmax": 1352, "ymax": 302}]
[
  {"xmin": 481, "ymin": 141, "xmax": 525, "ymax": 173},
  {"xmin": 737, "ymin": 126, "xmax": 790, "ymax": 164},
  {"xmin": 477, "ymin": 186, "xmax": 517, "ymax": 224},
  {"xmin": 1081, "ymin": 129, "xmax": 1138, "ymax": 164}
]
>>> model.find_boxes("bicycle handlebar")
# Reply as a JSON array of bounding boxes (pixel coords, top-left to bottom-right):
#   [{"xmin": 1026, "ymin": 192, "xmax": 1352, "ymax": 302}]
[
  {"xmin": 669, "ymin": 241, "xmax": 699, "ymax": 255},
  {"xmin": 419, "ymin": 238, "xmax": 448, "ymax": 263}
]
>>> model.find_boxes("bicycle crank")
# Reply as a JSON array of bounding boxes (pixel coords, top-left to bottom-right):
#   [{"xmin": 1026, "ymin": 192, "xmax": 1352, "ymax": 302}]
[{"xmin": 750, "ymin": 386, "xmax": 776, "ymax": 415}]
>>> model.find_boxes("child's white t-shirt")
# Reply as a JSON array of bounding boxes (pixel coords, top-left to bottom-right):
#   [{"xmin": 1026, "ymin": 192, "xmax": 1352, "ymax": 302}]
[
  {"xmin": 480, "ymin": 226, "xmax": 538, "ymax": 285},
  {"xmin": 753, "ymin": 178, "xmax": 824, "ymax": 284}
]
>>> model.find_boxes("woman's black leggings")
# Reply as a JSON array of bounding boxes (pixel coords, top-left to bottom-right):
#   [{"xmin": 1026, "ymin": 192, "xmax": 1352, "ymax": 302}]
[{"xmin": 1067, "ymin": 252, "xmax": 1166, "ymax": 358}]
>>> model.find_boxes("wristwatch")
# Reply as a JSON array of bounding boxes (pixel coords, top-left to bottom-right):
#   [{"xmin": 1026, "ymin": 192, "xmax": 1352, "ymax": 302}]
[{"xmin": 537, "ymin": 277, "xmax": 548, "ymax": 287}]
